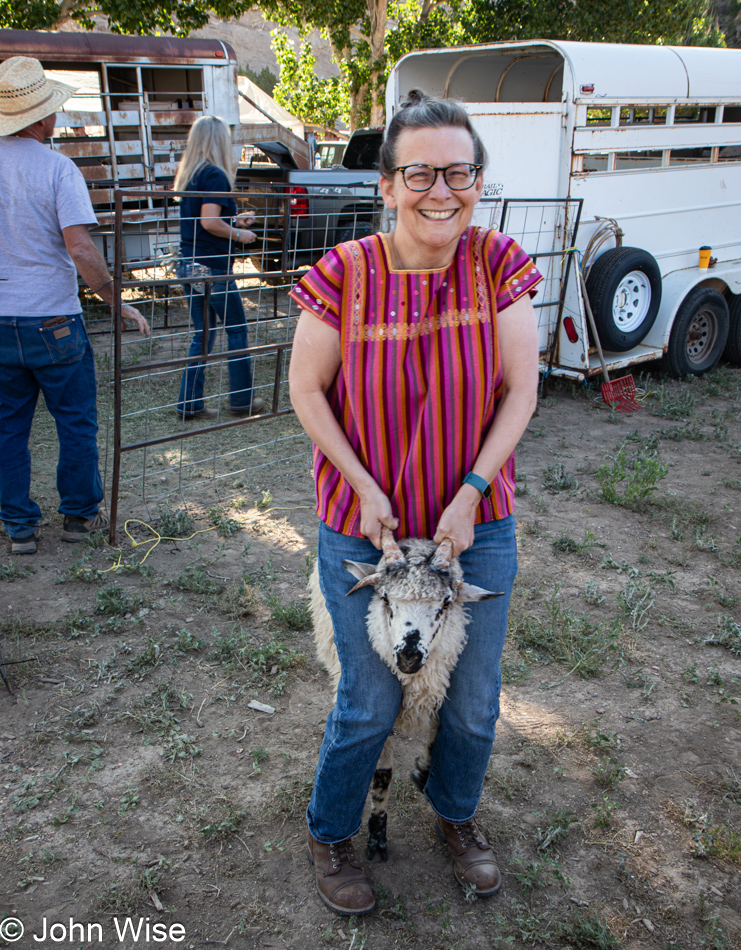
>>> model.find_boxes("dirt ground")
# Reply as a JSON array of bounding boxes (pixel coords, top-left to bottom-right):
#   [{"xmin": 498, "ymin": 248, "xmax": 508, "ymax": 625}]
[{"xmin": 1, "ymin": 366, "xmax": 740, "ymax": 950}]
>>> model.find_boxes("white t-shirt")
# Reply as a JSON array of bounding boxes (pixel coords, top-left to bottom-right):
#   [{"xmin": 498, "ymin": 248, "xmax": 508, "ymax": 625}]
[{"xmin": 0, "ymin": 137, "xmax": 97, "ymax": 317}]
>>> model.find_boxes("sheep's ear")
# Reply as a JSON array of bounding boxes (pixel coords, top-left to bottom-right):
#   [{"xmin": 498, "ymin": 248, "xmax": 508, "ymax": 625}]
[
  {"xmin": 457, "ymin": 582, "xmax": 504, "ymax": 602},
  {"xmin": 343, "ymin": 559, "xmax": 382, "ymax": 594}
]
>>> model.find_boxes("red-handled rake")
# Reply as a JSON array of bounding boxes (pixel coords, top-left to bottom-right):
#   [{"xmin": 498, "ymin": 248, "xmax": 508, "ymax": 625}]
[{"xmin": 578, "ymin": 269, "xmax": 642, "ymax": 414}]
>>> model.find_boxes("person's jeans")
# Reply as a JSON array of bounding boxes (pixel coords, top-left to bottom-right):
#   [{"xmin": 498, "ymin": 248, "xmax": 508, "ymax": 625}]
[
  {"xmin": 0, "ymin": 314, "xmax": 103, "ymax": 539},
  {"xmin": 307, "ymin": 516, "xmax": 518, "ymax": 843},
  {"xmin": 177, "ymin": 265, "xmax": 255, "ymax": 415}
]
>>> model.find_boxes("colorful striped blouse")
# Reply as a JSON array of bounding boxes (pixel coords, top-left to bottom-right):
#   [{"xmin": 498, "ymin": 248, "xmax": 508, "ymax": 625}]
[{"xmin": 289, "ymin": 227, "xmax": 543, "ymax": 539}]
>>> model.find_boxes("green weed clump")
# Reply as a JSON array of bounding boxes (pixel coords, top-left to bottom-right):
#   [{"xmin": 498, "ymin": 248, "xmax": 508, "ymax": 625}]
[
  {"xmin": 509, "ymin": 586, "xmax": 621, "ymax": 679},
  {"xmin": 266, "ymin": 593, "xmax": 311, "ymax": 632},
  {"xmin": 542, "ymin": 463, "xmax": 578, "ymax": 493},
  {"xmin": 555, "ymin": 911, "xmax": 619, "ymax": 950},
  {"xmin": 651, "ymin": 385, "xmax": 697, "ymax": 419},
  {"xmin": 208, "ymin": 507, "xmax": 241, "ymax": 537},
  {"xmin": 597, "ymin": 446, "xmax": 668, "ymax": 506},
  {"xmin": 210, "ymin": 626, "xmax": 305, "ymax": 693},
  {"xmin": 705, "ymin": 615, "xmax": 741, "ymax": 656},
  {"xmin": 159, "ymin": 507, "xmax": 195, "ymax": 538},
  {"xmin": 96, "ymin": 585, "xmax": 143, "ymax": 616},
  {"xmin": 172, "ymin": 565, "xmax": 224, "ymax": 595}
]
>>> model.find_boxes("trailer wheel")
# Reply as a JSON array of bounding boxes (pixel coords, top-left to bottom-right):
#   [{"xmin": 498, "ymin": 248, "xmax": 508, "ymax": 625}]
[
  {"xmin": 662, "ymin": 286, "xmax": 729, "ymax": 377},
  {"xmin": 585, "ymin": 247, "xmax": 662, "ymax": 352},
  {"xmin": 723, "ymin": 293, "xmax": 741, "ymax": 365}
]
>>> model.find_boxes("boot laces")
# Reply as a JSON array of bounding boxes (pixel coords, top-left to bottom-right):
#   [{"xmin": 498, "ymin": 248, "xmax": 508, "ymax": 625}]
[
  {"xmin": 329, "ymin": 838, "xmax": 357, "ymax": 869},
  {"xmin": 454, "ymin": 820, "xmax": 484, "ymax": 850}
]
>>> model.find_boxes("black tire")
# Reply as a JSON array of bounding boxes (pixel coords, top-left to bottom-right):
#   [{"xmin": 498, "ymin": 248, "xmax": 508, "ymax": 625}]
[
  {"xmin": 723, "ymin": 293, "xmax": 741, "ymax": 365},
  {"xmin": 586, "ymin": 247, "xmax": 662, "ymax": 352},
  {"xmin": 662, "ymin": 286, "xmax": 730, "ymax": 377},
  {"xmin": 336, "ymin": 220, "xmax": 374, "ymax": 245}
]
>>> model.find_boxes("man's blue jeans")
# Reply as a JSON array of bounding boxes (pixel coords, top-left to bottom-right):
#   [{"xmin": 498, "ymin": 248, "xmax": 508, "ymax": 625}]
[
  {"xmin": 177, "ymin": 267, "xmax": 255, "ymax": 415},
  {"xmin": 0, "ymin": 315, "xmax": 103, "ymax": 539},
  {"xmin": 307, "ymin": 516, "xmax": 518, "ymax": 843}
]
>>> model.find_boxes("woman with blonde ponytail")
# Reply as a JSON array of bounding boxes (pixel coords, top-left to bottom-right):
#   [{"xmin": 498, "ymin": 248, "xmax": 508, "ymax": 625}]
[{"xmin": 175, "ymin": 115, "xmax": 265, "ymax": 419}]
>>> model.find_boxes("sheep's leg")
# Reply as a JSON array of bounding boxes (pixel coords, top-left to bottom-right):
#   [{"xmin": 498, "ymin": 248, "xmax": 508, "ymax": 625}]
[
  {"xmin": 367, "ymin": 737, "xmax": 393, "ymax": 861},
  {"xmin": 411, "ymin": 717, "xmax": 439, "ymax": 793}
]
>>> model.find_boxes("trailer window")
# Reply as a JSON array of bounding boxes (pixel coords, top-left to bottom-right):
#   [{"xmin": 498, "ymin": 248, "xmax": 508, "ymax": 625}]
[
  {"xmin": 722, "ymin": 106, "xmax": 741, "ymax": 123},
  {"xmin": 615, "ymin": 150, "xmax": 663, "ymax": 169},
  {"xmin": 717, "ymin": 145, "xmax": 741, "ymax": 162},
  {"xmin": 669, "ymin": 147, "xmax": 712, "ymax": 165},
  {"xmin": 586, "ymin": 107, "xmax": 611, "ymax": 126},
  {"xmin": 619, "ymin": 107, "xmax": 666, "ymax": 125},
  {"xmin": 46, "ymin": 70, "xmax": 104, "ymax": 139},
  {"xmin": 582, "ymin": 154, "xmax": 608, "ymax": 172},
  {"xmin": 674, "ymin": 106, "xmax": 717, "ymax": 123}
]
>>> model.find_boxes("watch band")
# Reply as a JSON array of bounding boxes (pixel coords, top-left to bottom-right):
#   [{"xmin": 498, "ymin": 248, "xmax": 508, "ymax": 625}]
[{"xmin": 463, "ymin": 471, "xmax": 492, "ymax": 499}]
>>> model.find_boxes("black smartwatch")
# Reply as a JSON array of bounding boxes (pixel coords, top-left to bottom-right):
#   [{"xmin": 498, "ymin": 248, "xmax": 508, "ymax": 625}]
[{"xmin": 462, "ymin": 471, "xmax": 492, "ymax": 499}]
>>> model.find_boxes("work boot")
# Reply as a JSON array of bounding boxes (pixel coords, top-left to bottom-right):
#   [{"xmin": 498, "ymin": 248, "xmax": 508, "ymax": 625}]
[
  {"xmin": 306, "ymin": 831, "xmax": 375, "ymax": 916},
  {"xmin": 11, "ymin": 529, "xmax": 38, "ymax": 555},
  {"xmin": 229, "ymin": 398, "xmax": 266, "ymax": 417},
  {"xmin": 176, "ymin": 407, "xmax": 218, "ymax": 421},
  {"xmin": 61, "ymin": 512, "xmax": 110, "ymax": 543},
  {"xmin": 435, "ymin": 815, "xmax": 502, "ymax": 896}
]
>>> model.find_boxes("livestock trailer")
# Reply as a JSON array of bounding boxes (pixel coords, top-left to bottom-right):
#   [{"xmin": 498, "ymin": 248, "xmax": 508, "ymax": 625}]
[
  {"xmin": 386, "ymin": 41, "xmax": 741, "ymax": 377},
  {"xmin": 0, "ymin": 29, "xmax": 310, "ymax": 264}
]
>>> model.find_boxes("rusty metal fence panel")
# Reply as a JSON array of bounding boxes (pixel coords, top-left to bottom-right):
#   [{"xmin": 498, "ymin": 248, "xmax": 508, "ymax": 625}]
[{"xmin": 92, "ymin": 190, "xmax": 577, "ymax": 542}]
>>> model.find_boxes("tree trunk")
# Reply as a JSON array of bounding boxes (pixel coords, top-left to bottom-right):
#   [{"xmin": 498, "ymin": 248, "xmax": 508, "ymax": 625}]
[
  {"xmin": 367, "ymin": 0, "xmax": 388, "ymax": 126},
  {"xmin": 53, "ymin": 0, "xmax": 84, "ymax": 29}
]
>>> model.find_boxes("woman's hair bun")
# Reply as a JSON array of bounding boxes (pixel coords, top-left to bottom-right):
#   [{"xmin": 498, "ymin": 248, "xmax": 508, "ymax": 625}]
[{"xmin": 402, "ymin": 89, "xmax": 428, "ymax": 109}]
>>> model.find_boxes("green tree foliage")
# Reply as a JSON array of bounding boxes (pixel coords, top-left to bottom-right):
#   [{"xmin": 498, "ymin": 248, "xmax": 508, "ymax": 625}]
[
  {"xmin": 457, "ymin": 0, "xmax": 726, "ymax": 48},
  {"xmin": 242, "ymin": 64, "xmax": 279, "ymax": 96},
  {"xmin": 0, "ymin": 0, "xmax": 252, "ymax": 35},
  {"xmin": 271, "ymin": 30, "xmax": 349, "ymax": 128}
]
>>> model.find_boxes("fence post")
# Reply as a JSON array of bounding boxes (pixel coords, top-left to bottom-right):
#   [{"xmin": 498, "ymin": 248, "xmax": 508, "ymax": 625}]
[{"xmin": 108, "ymin": 188, "xmax": 123, "ymax": 545}]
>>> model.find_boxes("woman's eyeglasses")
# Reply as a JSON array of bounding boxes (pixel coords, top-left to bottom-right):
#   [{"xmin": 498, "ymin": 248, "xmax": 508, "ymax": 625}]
[{"xmin": 395, "ymin": 163, "xmax": 482, "ymax": 192}]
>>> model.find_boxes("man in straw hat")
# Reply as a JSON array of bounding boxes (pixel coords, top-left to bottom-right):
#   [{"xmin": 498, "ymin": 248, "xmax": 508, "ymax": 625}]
[{"xmin": 0, "ymin": 56, "xmax": 149, "ymax": 555}]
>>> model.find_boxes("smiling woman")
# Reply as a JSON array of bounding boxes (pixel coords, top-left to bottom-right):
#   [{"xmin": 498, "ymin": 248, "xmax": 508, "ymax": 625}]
[{"xmin": 287, "ymin": 90, "xmax": 544, "ymax": 917}]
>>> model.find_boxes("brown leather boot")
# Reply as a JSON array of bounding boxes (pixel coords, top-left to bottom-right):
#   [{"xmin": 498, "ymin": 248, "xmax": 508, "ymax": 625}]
[
  {"xmin": 435, "ymin": 816, "xmax": 502, "ymax": 896},
  {"xmin": 307, "ymin": 831, "xmax": 375, "ymax": 916}
]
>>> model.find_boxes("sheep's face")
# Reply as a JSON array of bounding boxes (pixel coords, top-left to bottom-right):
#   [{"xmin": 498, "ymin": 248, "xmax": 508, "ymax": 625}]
[{"xmin": 343, "ymin": 536, "xmax": 501, "ymax": 677}]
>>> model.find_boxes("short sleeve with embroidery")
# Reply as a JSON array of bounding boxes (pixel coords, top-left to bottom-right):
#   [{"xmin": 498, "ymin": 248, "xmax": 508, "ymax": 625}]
[{"xmin": 289, "ymin": 247, "xmax": 345, "ymax": 329}]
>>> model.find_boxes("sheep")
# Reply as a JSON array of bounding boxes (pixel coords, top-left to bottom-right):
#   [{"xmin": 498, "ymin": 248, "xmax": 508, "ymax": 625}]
[{"xmin": 310, "ymin": 526, "xmax": 501, "ymax": 861}]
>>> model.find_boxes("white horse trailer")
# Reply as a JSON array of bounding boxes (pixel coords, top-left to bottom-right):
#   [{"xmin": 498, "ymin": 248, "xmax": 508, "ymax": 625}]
[{"xmin": 386, "ymin": 41, "xmax": 741, "ymax": 378}]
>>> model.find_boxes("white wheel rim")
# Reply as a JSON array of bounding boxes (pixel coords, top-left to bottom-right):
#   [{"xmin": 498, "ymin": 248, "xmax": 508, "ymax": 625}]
[
  {"xmin": 686, "ymin": 308, "xmax": 719, "ymax": 365},
  {"xmin": 612, "ymin": 271, "xmax": 652, "ymax": 333}
]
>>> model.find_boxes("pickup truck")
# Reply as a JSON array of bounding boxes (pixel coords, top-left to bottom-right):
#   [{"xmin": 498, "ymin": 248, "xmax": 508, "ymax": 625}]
[{"xmin": 239, "ymin": 128, "xmax": 383, "ymax": 273}]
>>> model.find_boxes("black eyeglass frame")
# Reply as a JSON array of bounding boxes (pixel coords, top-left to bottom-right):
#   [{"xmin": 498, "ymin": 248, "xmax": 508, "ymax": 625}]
[{"xmin": 394, "ymin": 163, "xmax": 483, "ymax": 192}]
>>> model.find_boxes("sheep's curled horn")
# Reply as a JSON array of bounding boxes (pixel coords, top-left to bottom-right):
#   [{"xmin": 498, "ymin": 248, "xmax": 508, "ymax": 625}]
[{"xmin": 345, "ymin": 527, "xmax": 456, "ymax": 595}]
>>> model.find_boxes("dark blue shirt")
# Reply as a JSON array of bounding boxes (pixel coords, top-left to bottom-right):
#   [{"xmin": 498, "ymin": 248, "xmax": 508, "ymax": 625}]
[{"xmin": 179, "ymin": 164, "xmax": 237, "ymax": 272}]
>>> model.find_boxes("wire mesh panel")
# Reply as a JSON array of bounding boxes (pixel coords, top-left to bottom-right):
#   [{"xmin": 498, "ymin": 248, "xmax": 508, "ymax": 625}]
[{"xmin": 498, "ymin": 198, "xmax": 583, "ymax": 359}]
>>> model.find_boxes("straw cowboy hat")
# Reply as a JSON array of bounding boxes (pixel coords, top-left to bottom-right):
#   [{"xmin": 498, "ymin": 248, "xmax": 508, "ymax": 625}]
[{"xmin": 0, "ymin": 56, "xmax": 77, "ymax": 136}]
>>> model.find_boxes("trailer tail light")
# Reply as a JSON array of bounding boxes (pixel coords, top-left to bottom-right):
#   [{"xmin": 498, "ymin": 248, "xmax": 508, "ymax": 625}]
[
  {"xmin": 563, "ymin": 317, "xmax": 579, "ymax": 343},
  {"xmin": 289, "ymin": 186, "xmax": 309, "ymax": 216}
]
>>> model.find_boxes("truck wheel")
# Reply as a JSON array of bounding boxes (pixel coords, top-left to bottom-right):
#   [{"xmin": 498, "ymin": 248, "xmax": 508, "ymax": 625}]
[
  {"xmin": 585, "ymin": 247, "xmax": 662, "ymax": 352},
  {"xmin": 662, "ymin": 287, "xmax": 729, "ymax": 377},
  {"xmin": 336, "ymin": 221, "xmax": 374, "ymax": 245},
  {"xmin": 723, "ymin": 293, "xmax": 741, "ymax": 365}
]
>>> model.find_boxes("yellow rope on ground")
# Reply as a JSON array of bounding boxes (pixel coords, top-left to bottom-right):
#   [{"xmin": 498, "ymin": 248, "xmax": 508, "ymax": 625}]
[{"xmin": 70, "ymin": 506, "xmax": 313, "ymax": 578}]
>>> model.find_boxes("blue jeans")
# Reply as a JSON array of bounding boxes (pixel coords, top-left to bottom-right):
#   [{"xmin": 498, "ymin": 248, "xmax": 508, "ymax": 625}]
[
  {"xmin": 307, "ymin": 516, "xmax": 518, "ymax": 843},
  {"xmin": 0, "ymin": 315, "xmax": 103, "ymax": 539},
  {"xmin": 177, "ymin": 266, "xmax": 255, "ymax": 415}
]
